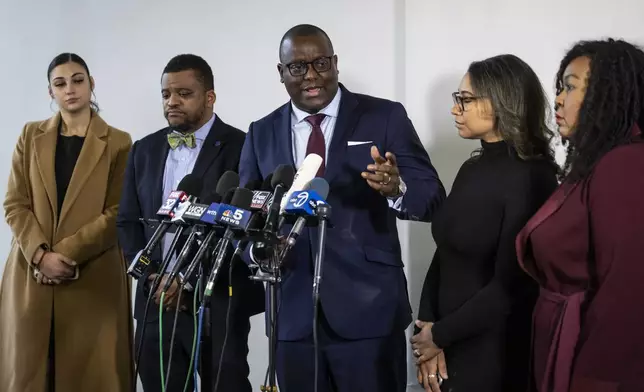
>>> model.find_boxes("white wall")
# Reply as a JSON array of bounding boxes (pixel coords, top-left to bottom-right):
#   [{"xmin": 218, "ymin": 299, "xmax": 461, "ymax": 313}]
[{"xmin": 1, "ymin": 0, "xmax": 642, "ymax": 390}]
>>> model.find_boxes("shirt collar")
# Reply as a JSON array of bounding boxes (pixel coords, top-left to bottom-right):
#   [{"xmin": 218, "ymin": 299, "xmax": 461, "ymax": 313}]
[
  {"xmin": 171, "ymin": 112, "xmax": 216, "ymax": 141},
  {"xmin": 290, "ymin": 88, "xmax": 342, "ymax": 124}
]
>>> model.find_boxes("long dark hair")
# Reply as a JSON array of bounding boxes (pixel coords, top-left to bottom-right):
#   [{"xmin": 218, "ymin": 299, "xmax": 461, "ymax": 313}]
[
  {"xmin": 47, "ymin": 52, "xmax": 100, "ymax": 113},
  {"xmin": 556, "ymin": 39, "xmax": 644, "ymax": 183},
  {"xmin": 468, "ymin": 54, "xmax": 557, "ymax": 168}
]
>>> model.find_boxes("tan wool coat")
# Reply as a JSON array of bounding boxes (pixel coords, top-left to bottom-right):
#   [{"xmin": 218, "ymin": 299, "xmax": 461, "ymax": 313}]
[{"xmin": 0, "ymin": 112, "xmax": 134, "ymax": 392}]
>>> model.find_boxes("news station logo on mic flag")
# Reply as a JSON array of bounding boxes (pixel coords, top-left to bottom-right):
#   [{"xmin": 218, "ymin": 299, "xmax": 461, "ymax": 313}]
[
  {"xmin": 199, "ymin": 203, "xmax": 220, "ymax": 225},
  {"xmin": 156, "ymin": 190, "xmax": 185, "ymax": 216},
  {"xmin": 170, "ymin": 199, "xmax": 192, "ymax": 222},
  {"xmin": 284, "ymin": 190, "xmax": 327, "ymax": 216},
  {"xmin": 215, "ymin": 204, "xmax": 252, "ymax": 229},
  {"xmin": 251, "ymin": 191, "xmax": 271, "ymax": 210},
  {"xmin": 183, "ymin": 203, "xmax": 208, "ymax": 220}
]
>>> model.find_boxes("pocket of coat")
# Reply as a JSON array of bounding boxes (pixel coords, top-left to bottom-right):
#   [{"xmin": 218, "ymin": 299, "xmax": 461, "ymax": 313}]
[{"xmin": 363, "ymin": 245, "xmax": 403, "ymax": 267}]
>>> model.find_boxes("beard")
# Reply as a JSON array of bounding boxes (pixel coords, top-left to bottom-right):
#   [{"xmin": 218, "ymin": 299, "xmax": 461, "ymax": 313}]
[{"xmin": 166, "ymin": 106, "xmax": 206, "ymax": 133}]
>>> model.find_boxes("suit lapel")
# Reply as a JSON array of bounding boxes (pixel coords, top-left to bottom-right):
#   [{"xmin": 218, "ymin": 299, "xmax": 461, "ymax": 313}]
[
  {"xmin": 34, "ymin": 114, "xmax": 61, "ymax": 221},
  {"xmin": 274, "ymin": 104, "xmax": 295, "ymax": 168},
  {"xmin": 325, "ymin": 85, "xmax": 360, "ymax": 183},
  {"xmin": 516, "ymin": 182, "xmax": 578, "ymax": 277},
  {"xmin": 191, "ymin": 116, "xmax": 226, "ymax": 180},
  {"xmin": 58, "ymin": 114, "xmax": 108, "ymax": 226},
  {"xmin": 150, "ymin": 131, "xmax": 171, "ymax": 211}
]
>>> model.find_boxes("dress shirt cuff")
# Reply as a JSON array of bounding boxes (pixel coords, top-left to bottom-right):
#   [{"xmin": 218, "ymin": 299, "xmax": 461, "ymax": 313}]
[{"xmin": 386, "ymin": 176, "xmax": 407, "ymax": 211}]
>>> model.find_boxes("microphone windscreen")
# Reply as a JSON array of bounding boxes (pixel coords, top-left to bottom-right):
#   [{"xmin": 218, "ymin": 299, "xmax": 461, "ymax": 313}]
[
  {"xmin": 244, "ymin": 179, "xmax": 263, "ymax": 190},
  {"xmin": 216, "ymin": 171, "xmax": 240, "ymax": 196},
  {"xmin": 201, "ymin": 191, "xmax": 222, "ymax": 204},
  {"xmin": 177, "ymin": 174, "xmax": 203, "ymax": 197},
  {"xmin": 271, "ymin": 164, "xmax": 296, "ymax": 189},
  {"xmin": 230, "ymin": 188, "xmax": 254, "ymax": 210},
  {"xmin": 305, "ymin": 177, "xmax": 330, "ymax": 199},
  {"xmin": 261, "ymin": 174, "xmax": 274, "ymax": 191},
  {"xmin": 221, "ymin": 188, "xmax": 236, "ymax": 204},
  {"xmin": 280, "ymin": 153, "xmax": 323, "ymax": 210}
]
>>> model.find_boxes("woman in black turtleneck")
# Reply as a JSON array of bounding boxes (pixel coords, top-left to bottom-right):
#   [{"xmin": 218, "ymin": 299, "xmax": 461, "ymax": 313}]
[{"xmin": 410, "ymin": 54, "xmax": 559, "ymax": 392}]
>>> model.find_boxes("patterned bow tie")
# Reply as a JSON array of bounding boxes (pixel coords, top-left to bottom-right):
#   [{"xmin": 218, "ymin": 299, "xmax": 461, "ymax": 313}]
[{"xmin": 167, "ymin": 132, "xmax": 196, "ymax": 149}]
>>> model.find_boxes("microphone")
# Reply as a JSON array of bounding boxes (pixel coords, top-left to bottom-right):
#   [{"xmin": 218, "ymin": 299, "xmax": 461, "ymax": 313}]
[
  {"xmin": 262, "ymin": 165, "xmax": 296, "ymax": 237},
  {"xmin": 250, "ymin": 174, "xmax": 274, "ymax": 212},
  {"xmin": 202, "ymin": 188, "xmax": 254, "ymax": 304},
  {"xmin": 280, "ymin": 153, "xmax": 323, "ymax": 213},
  {"xmin": 176, "ymin": 173, "xmax": 240, "ymax": 287},
  {"xmin": 161, "ymin": 191, "xmax": 222, "ymax": 293},
  {"xmin": 280, "ymin": 178, "xmax": 330, "ymax": 261},
  {"xmin": 127, "ymin": 173, "xmax": 203, "ymax": 279}
]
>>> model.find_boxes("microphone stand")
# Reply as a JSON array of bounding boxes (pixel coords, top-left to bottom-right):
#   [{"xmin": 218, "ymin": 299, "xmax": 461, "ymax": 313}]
[
  {"xmin": 249, "ymin": 235, "xmax": 282, "ymax": 392},
  {"xmin": 312, "ymin": 204, "xmax": 331, "ymax": 392},
  {"xmin": 199, "ymin": 245, "xmax": 213, "ymax": 391}
]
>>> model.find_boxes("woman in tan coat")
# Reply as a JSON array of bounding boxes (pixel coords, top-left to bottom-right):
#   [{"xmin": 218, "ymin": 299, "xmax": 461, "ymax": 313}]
[{"xmin": 0, "ymin": 53, "xmax": 134, "ymax": 392}]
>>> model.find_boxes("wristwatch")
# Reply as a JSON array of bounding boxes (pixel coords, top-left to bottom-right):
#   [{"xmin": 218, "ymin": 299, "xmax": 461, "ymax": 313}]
[{"xmin": 388, "ymin": 177, "xmax": 407, "ymax": 199}]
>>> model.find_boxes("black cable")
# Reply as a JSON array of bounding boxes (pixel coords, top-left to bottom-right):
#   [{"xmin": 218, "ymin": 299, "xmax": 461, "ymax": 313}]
[
  {"xmin": 134, "ymin": 282, "xmax": 156, "ymax": 392},
  {"xmin": 313, "ymin": 297, "xmax": 320, "ymax": 392},
  {"xmin": 213, "ymin": 256, "xmax": 235, "ymax": 391},
  {"xmin": 163, "ymin": 285, "xmax": 184, "ymax": 391}
]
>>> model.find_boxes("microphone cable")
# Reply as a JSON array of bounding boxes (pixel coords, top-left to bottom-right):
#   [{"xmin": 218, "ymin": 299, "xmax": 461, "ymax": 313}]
[
  {"xmin": 134, "ymin": 281, "xmax": 158, "ymax": 390},
  {"xmin": 213, "ymin": 250, "xmax": 235, "ymax": 392},
  {"xmin": 182, "ymin": 277, "xmax": 199, "ymax": 392},
  {"xmin": 194, "ymin": 304, "xmax": 206, "ymax": 390},
  {"xmin": 161, "ymin": 282, "xmax": 185, "ymax": 392}
]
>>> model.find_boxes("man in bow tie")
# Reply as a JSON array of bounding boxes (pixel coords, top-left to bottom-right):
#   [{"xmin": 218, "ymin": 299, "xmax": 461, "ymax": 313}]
[
  {"xmin": 117, "ymin": 54, "xmax": 264, "ymax": 392},
  {"xmin": 239, "ymin": 24, "xmax": 446, "ymax": 392}
]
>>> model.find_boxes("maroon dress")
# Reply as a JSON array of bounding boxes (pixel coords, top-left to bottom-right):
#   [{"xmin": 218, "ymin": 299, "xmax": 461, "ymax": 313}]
[{"xmin": 516, "ymin": 126, "xmax": 644, "ymax": 392}]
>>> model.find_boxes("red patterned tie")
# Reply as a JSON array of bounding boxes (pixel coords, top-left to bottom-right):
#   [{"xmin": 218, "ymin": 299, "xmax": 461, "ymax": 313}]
[{"xmin": 305, "ymin": 114, "xmax": 327, "ymax": 177}]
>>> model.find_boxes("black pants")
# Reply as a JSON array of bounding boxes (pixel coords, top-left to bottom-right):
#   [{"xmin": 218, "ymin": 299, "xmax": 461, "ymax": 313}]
[
  {"xmin": 135, "ymin": 298, "xmax": 252, "ymax": 392},
  {"xmin": 276, "ymin": 306, "xmax": 407, "ymax": 392}
]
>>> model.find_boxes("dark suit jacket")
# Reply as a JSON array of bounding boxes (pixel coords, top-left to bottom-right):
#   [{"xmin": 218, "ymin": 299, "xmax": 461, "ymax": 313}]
[
  {"xmin": 239, "ymin": 85, "xmax": 446, "ymax": 341},
  {"xmin": 116, "ymin": 115, "xmax": 265, "ymax": 321}
]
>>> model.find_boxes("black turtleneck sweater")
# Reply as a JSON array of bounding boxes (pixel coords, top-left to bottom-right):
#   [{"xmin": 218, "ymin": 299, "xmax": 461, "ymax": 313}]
[{"xmin": 417, "ymin": 140, "xmax": 558, "ymax": 391}]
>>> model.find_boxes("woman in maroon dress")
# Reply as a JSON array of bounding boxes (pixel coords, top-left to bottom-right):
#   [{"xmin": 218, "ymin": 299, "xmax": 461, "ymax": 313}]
[{"xmin": 516, "ymin": 38, "xmax": 644, "ymax": 392}]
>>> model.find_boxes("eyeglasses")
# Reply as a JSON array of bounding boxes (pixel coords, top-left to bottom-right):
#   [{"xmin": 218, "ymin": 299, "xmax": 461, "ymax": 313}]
[
  {"xmin": 283, "ymin": 56, "xmax": 334, "ymax": 77},
  {"xmin": 452, "ymin": 91, "xmax": 482, "ymax": 112}
]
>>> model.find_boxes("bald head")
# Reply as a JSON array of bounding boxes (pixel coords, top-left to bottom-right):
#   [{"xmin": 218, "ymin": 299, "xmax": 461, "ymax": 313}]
[{"xmin": 279, "ymin": 24, "xmax": 334, "ymax": 62}]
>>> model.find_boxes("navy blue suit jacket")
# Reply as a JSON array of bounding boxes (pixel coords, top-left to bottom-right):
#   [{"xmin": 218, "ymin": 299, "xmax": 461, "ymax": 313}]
[
  {"xmin": 239, "ymin": 85, "xmax": 445, "ymax": 341},
  {"xmin": 117, "ymin": 116, "xmax": 265, "ymax": 321}
]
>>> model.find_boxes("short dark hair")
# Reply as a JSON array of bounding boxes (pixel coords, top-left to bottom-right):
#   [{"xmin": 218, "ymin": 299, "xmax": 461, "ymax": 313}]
[
  {"xmin": 468, "ymin": 54, "xmax": 557, "ymax": 168},
  {"xmin": 279, "ymin": 24, "xmax": 334, "ymax": 62},
  {"xmin": 47, "ymin": 52, "xmax": 100, "ymax": 113},
  {"xmin": 163, "ymin": 54, "xmax": 214, "ymax": 90},
  {"xmin": 556, "ymin": 38, "xmax": 644, "ymax": 182}
]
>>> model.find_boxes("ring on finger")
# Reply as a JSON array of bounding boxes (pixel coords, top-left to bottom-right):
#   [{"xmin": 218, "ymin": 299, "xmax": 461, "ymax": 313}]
[
  {"xmin": 382, "ymin": 173, "xmax": 391, "ymax": 185},
  {"xmin": 413, "ymin": 349, "xmax": 420, "ymax": 357}
]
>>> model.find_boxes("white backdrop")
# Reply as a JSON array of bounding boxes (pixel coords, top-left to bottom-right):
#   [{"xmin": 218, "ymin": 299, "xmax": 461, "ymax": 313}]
[{"xmin": 1, "ymin": 0, "xmax": 643, "ymax": 390}]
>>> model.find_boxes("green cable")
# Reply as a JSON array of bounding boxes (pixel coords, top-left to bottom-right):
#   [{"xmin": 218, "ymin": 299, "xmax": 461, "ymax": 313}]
[
  {"xmin": 159, "ymin": 292, "xmax": 166, "ymax": 392},
  {"xmin": 183, "ymin": 279, "xmax": 199, "ymax": 392}
]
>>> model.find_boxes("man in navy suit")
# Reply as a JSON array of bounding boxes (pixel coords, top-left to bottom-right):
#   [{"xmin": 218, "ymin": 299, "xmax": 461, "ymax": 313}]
[
  {"xmin": 238, "ymin": 24, "xmax": 446, "ymax": 391},
  {"xmin": 117, "ymin": 54, "xmax": 264, "ymax": 392}
]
